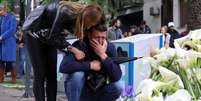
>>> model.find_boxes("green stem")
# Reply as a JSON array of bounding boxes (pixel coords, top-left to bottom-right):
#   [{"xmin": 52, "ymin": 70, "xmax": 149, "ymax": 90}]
[
  {"xmin": 179, "ymin": 68, "xmax": 196, "ymax": 99},
  {"xmin": 191, "ymin": 69, "xmax": 201, "ymax": 98}
]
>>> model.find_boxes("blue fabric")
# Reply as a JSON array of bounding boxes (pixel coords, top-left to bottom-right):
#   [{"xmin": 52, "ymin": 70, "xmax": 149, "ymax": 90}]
[
  {"xmin": 64, "ymin": 72, "xmax": 85, "ymax": 101},
  {"xmin": 17, "ymin": 47, "xmax": 32, "ymax": 75},
  {"xmin": 0, "ymin": 13, "xmax": 17, "ymax": 62}
]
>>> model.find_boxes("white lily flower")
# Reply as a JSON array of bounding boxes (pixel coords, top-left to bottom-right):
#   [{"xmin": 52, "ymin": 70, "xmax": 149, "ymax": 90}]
[
  {"xmin": 135, "ymin": 79, "xmax": 164, "ymax": 101},
  {"xmin": 195, "ymin": 68, "xmax": 201, "ymax": 81},
  {"xmin": 142, "ymin": 57, "xmax": 159, "ymax": 70},
  {"xmin": 175, "ymin": 48, "xmax": 187, "ymax": 58},
  {"xmin": 165, "ymin": 89, "xmax": 191, "ymax": 101},
  {"xmin": 136, "ymin": 79, "xmax": 163, "ymax": 97},
  {"xmin": 154, "ymin": 53, "xmax": 170, "ymax": 62},
  {"xmin": 135, "ymin": 93, "xmax": 164, "ymax": 101},
  {"xmin": 189, "ymin": 29, "xmax": 201, "ymax": 40},
  {"xmin": 165, "ymin": 48, "xmax": 176, "ymax": 57},
  {"xmin": 152, "ymin": 93, "xmax": 164, "ymax": 101},
  {"xmin": 135, "ymin": 94, "xmax": 152, "ymax": 101},
  {"xmin": 186, "ymin": 50, "xmax": 201, "ymax": 58},
  {"xmin": 154, "ymin": 48, "xmax": 176, "ymax": 62},
  {"xmin": 176, "ymin": 58, "xmax": 189, "ymax": 69},
  {"xmin": 159, "ymin": 66, "xmax": 184, "ymax": 88},
  {"xmin": 197, "ymin": 45, "xmax": 201, "ymax": 52}
]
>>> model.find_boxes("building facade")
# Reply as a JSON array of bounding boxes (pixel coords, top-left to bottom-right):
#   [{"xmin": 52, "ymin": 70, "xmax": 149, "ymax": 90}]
[{"xmin": 116, "ymin": 0, "xmax": 187, "ymax": 33}]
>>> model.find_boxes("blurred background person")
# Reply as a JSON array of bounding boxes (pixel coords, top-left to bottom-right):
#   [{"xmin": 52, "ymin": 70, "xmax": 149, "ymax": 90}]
[
  {"xmin": 180, "ymin": 24, "xmax": 189, "ymax": 37},
  {"xmin": 160, "ymin": 26, "xmax": 170, "ymax": 48},
  {"xmin": 16, "ymin": 26, "xmax": 32, "ymax": 78},
  {"xmin": 167, "ymin": 22, "xmax": 181, "ymax": 48},
  {"xmin": 107, "ymin": 19, "xmax": 124, "ymax": 41},
  {"xmin": 123, "ymin": 31, "xmax": 132, "ymax": 37},
  {"xmin": 139, "ymin": 20, "xmax": 151, "ymax": 34},
  {"xmin": 0, "ymin": 3, "xmax": 17, "ymax": 83},
  {"xmin": 130, "ymin": 25, "xmax": 139, "ymax": 35}
]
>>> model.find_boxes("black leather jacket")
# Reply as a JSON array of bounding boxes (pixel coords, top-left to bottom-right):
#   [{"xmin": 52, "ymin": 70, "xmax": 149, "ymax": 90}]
[{"xmin": 22, "ymin": 2, "xmax": 77, "ymax": 49}]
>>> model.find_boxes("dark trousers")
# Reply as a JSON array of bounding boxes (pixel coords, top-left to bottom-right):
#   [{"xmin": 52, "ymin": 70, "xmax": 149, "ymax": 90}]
[
  {"xmin": 26, "ymin": 35, "xmax": 57, "ymax": 101},
  {"xmin": 0, "ymin": 61, "xmax": 16, "ymax": 71}
]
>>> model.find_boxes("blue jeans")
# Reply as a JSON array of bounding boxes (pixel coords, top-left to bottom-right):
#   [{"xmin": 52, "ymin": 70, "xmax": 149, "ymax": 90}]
[
  {"xmin": 18, "ymin": 47, "xmax": 25, "ymax": 75},
  {"xmin": 18, "ymin": 47, "xmax": 32, "ymax": 76},
  {"xmin": 64, "ymin": 72, "xmax": 123, "ymax": 101}
]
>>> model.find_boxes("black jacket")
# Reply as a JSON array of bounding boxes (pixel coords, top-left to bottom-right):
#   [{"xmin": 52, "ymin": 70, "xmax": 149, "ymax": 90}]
[{"xmin": 22, "ymin": 2, "xmax": 76, "ymax": 49}]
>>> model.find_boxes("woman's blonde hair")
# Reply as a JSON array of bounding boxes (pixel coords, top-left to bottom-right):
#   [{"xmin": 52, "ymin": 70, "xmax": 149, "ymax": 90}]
[
  {"xmin": 58, "ymin": 1, "xmax": 84, "ymax": 15},
  {"xmin": 75, "ymin": 3, "xmax": 106, "ymax": 40},
  {"xmin": 57, "ymin": 1, "xmax": 106, "ymax": 40},
  {"xmin": 49, "ymin": 1, "xmax": 84, "ymax": 38}
]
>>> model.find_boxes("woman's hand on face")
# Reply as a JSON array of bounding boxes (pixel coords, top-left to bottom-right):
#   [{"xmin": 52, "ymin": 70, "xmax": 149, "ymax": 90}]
[{"xmin": 68, "ymin": 46, "xmax": 85, "ymax": 60}]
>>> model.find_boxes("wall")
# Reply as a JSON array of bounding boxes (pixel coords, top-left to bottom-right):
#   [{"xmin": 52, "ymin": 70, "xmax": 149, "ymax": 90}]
[{"xmin": 143, "ymin": 0, "xmax": 162, "ymax": 33}]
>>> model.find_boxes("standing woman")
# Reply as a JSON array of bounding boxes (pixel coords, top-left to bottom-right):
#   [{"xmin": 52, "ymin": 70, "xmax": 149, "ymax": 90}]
[
  {"xmin": 22, "ymin": 1, "xmax": 104, "ymax": 101},
  {"xmin": 0, "ymin": 3, "xmax": 17, "ymax": 83},
  {"xmin": 160, "ymin": 26, "xmax": 171, "ymax": 48}
]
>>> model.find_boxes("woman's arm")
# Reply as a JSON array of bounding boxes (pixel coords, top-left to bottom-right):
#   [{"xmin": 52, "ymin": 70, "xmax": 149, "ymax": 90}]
[
  {"xmin": 1, "ymin": 15, "xmax": 17, "ymax": 40},
  {"xmin": 59, "ymin": 53, "xmax": 91, "ymax": 74}
]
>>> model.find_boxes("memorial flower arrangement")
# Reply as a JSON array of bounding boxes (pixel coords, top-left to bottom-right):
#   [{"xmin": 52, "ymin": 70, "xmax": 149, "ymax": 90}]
[
  {"xmin": 135, "ymin": 47, "xmax": 201, "ymax": 101},
  {"xmin": 135, "ymin": 29, "xmax": 201, "ymax": 101}
]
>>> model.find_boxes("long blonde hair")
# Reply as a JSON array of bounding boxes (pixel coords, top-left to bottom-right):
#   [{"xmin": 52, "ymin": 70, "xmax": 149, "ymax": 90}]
[
  {"xmin": 57, "ymin": 1, "xmax": 105, "ymax": 40},
  {"xmin": 58, "ymin": 1, "xmax": 84, "ymax": 15},
  {"xmin": 50, "ymin": 1, "xmax": 84, "ymax": 37},
  {"xmin": 75, "ymin": 3, "xmax": 106, "ymax": 40}
]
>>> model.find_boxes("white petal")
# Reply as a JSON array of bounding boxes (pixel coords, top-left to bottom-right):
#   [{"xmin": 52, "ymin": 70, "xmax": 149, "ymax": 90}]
[{"xmin": 165, "ymin": 89, "xmax": 191, "ymax": 101}]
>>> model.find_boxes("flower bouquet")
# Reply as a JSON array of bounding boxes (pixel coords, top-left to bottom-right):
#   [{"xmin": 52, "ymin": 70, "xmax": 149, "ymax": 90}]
[
  {"xmin": 136, "ymin": 28, "xmax": 201, "ymax": 100},
  {"xmin": 135, "ymin": 47, "xmax": 201, "ymax": 101}
]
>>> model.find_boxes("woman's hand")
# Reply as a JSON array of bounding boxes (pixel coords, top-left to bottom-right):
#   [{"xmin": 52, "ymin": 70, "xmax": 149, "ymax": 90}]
[
  {"xmin": 90, "ymin": 60, "xmax": 101, "ymax": 71},
  {"xmin": 18, "ymin": 43, "xmax": 24, "ymax": 48},
  {"xmin": 68, "ymin": 46, "xmax": 85, "ymax": 60}
]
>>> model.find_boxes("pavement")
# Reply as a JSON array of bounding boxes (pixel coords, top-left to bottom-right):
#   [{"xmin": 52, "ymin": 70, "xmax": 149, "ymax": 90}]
[{"xmin": 0, "ymin": 77, "xmax": 67, "ymax": 101}]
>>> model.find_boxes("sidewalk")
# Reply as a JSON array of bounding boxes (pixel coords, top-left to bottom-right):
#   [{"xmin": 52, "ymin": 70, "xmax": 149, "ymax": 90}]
[
  {"xmin": 0, "ymin": 85, "xmax": 34, "ymax": 101},
  {"xmin": 0, "ymin": 78, "xmax": 67, "ymax": 101}
]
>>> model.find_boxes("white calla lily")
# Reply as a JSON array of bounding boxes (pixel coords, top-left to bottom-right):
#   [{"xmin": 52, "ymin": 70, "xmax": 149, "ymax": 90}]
[
  {"xmin": 152, "ymin": 93, "xmax": 164, "ymax": 101},
  {"xmin": 136, "ymin": 79, "xmax": 163, "ymax": 97},
  {"xmin": 165, "ymin": 89, "xmax": 191, "ymax": 101},
  {"xmin": 159, "ymin": 66, "xmax": 184, "ymax": 88},
  {"xmin": 135, "ymin": 94, "xmax": 152, "ymax": 101},
  {"xmin": 189, "ymin": 29, "xmax": 201, "ymax": 40}
]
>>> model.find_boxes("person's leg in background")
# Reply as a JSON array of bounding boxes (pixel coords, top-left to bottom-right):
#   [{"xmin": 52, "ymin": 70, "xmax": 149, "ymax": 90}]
[
  {"xmin": 6, "ymin": 61, "xmax": 17, "ymax": 83},
  {"xmin": 5, "ymin": 62, "xmax": 11, "ymax": 75},
  {"xmin": 65, "ymin": 72, "xmax": 85, "ymax": 101},
  {"xmin": 26, "ymin": 35, "xmax": 46, "ymax": 101},
  {"xmin": 0, "ymin": 61, "xmax": 5, "ymax": 83},
  {"xmin": 45, "ymin": 44, "xmax": 57, "ymax": 101},
  {"xmin": 3, "ymin": 61, "xmax": 17, "ymax": 83},
  {"xmin": 17, "ymin": 47, "xmax": 26, "ymax": 77}
]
